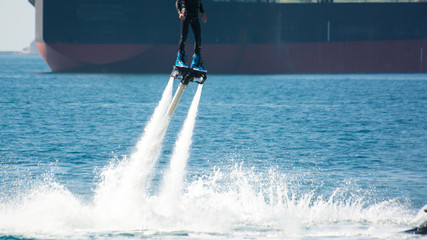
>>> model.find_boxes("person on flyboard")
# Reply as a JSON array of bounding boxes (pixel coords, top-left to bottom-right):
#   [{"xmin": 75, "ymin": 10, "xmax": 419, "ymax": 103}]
[{"xmin": 175, "ymin": 0, "xmax": 207, "ymax": 72}]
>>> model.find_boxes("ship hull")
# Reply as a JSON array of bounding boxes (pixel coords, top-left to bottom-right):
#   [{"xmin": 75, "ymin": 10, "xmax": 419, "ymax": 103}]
[
  {"xmin": 35, "ymin": 0, "xmax": 427, "ymax": 73},
  {"xmin": 37, "ymin": 40, "xmax": 426, "ymax": 73}
]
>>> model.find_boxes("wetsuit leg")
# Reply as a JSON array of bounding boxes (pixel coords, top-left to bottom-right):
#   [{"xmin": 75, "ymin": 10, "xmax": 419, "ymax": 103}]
[
  {"xmin": 190, "ymin": 18, "xmax": 202, "ymax": 55},
  {"xmin": 178, "ymin": 18, "xmax": 191, "ymax": 52}
]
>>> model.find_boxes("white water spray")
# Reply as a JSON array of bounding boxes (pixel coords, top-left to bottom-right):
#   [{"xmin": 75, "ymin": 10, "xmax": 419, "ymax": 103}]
[
  {"xmin": 0, "ymin": 76, "xmax": 421, "ymax": 240},
  {"xmin": 93, "ymin": 77, "xmax": 174, "ymax": 222},
  {"xmin": 159, "ymin": 84, "xmax": 203, "ymax": 215}
]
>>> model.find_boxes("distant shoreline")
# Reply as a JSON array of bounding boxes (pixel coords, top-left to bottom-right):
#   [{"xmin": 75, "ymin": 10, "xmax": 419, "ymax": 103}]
[{"xmin": 0, "ymin": 51, "xmax": 38, "ymax": 55}]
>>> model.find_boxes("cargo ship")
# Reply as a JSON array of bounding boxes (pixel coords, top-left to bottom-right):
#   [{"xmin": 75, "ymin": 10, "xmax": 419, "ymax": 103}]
[{"xmin": 30, "ymin": 0, "xmax": 427, "ymax": 73}]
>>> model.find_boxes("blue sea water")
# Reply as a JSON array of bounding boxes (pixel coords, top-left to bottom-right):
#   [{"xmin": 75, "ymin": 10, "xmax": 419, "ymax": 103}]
[{"xmin": 0, "ymin": 53, "xmax": 426, "ymax": 239}]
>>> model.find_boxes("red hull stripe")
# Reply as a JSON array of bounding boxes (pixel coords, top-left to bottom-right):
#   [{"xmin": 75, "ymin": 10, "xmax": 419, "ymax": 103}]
[{"xmin": 37, "ymin": 40, "xmax": 427, "ymax": 73}]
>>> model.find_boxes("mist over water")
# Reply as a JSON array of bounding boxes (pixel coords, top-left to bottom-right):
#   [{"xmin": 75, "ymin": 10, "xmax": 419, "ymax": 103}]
[
  {"xmin": 0, "ymin": 55, "xmax": 426, "ymax": 239},
  {"xmin": 0, "ymin": 161, "xmax": 423, "ymax": 239}
]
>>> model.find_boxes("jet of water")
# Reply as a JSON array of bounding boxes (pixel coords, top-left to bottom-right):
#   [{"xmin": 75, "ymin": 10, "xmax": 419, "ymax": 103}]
[
  {"xmin": 158, "ymin": 84, "xmax": 203, "ymax": 215},
  {"xmin": 93, "ymin": 77, "xmax": 174, "ymax": 220}
]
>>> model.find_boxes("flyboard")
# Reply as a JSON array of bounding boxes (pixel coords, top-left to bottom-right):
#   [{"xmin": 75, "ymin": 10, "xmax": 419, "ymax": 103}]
[{"xmin": 166, "ymin": 65, "xmax": 207, "ymax": 119}]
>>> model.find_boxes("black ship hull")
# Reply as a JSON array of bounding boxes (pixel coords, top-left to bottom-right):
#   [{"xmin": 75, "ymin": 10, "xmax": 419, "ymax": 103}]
[{"xmin": 34, "ymin": 0, "xmax": 427, "ymax": 73}]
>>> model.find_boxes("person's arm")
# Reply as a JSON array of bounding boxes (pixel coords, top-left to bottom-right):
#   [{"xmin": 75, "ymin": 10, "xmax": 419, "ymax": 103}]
[
  {"xmin": 200, "ymin": 2, "xmax": 207, "ymax": 23},
  {"xmin": 176, "ymin": 0, "xmax": 187, "ymax": 20}
]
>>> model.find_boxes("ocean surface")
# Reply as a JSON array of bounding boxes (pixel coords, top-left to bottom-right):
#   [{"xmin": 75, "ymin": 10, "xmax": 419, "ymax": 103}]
[{"xmin": 0, "ymin": 53, "xmax": 426, "ymax": 240}]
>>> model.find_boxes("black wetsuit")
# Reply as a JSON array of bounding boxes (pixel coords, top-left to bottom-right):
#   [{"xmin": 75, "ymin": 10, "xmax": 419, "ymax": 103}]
[{"xmin": 176, "ymin": 0, "xmax": 205, "ymax": 56}]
